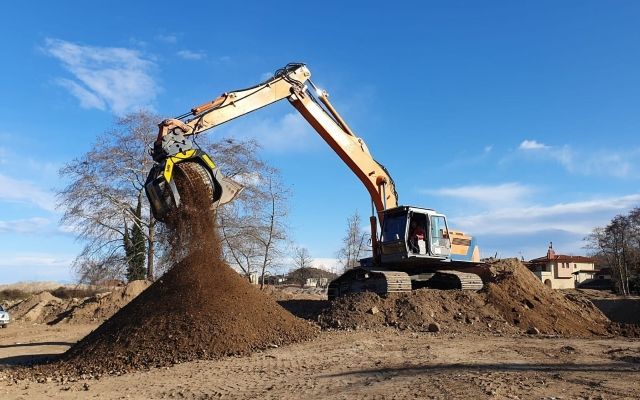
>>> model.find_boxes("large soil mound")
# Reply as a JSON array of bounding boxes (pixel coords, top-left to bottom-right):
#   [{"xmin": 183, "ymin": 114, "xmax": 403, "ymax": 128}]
[
  {"xmin": 55, "ymin": 243, "xmax": 316, "ymax": 376},
  {"xmin": 320, "ymin": 259, "xmax": 612, "ymax": 337},
  {"xmin": 17, "ymin": 165, "xmax": 316, "ymax": 379},
  {"xmin": 483, "ymin": 259, "xmax": 610, "ymax": 336}
]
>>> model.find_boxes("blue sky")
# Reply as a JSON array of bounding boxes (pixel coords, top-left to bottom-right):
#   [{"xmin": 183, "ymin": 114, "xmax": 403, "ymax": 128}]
[{"xmin": 1, "ymin": 1, "xmax": 639, "ymax": 282}]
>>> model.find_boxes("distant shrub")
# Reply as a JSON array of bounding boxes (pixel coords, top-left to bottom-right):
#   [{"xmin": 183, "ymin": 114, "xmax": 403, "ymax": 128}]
[
  {"xmin": 0, "ymin": 289, "xmax": 30, "ymax": 302},
  {"xmin": 50, "ymin": 287, "xmax": 103, "ymax": 299}
]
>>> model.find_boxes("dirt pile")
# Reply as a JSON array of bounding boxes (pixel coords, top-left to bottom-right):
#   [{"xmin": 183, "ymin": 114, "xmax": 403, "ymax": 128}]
[
  {"xmin": 8, "ymin": 291, "xmax": 64, "ymax": 323},
  {"xmin": 7, "ymin": 281, "xmax": 150, "ymax": 325},
  {"xmin": 51, "ymin": 280, "xmax": 151, "ymax": 324},
  {"xmin": 31, "ymin": 166, "xmax": 317, "ymax": 377},
  {"xmin": 320, "ymin": 259, "xmax": 612, "ymax": 336},
  {"xmin": 319, "ymin": 289, "xmax": 517, "ymax": 335},
  {"xmin": 483, "ymin": 259, "xmax": 610, "ymax": 336}
]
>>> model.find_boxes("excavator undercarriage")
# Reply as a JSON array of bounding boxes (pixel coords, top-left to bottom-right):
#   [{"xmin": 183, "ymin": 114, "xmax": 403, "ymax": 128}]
[{"xmin": 327, "ymin": 266, "xmax": 484, "ymax": 301}]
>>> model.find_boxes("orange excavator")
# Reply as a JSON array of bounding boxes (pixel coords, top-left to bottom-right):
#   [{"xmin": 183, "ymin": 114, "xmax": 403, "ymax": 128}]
[{"xmin": 145, "ymin": 63, "xmax": 484, "ymax": 299}]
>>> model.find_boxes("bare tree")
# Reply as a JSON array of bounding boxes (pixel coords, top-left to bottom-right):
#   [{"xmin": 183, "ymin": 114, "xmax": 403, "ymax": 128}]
[
  {"xmin": 337, "ymin": 211, "xmax": 371, "ymax": 271},
  {"xmin": 58, "ymin": 111, "xmax": 159, "ymax": 283},
  {"xmin": 288, "ymin": 247, "xmax": 314, "ymax": 287},
  {"xmin": 293, "ymin": 246, "xmax": 313, "ymax": 270},
  {"xmin": 59, "ymin": 111, "xmax": 287, "ymax": 285},
  {"xmin": 585, "ymin": 208, "xmax": 640, "ymax": 295},
  {"xmin": 219, "ymin": 167, "xmax": 289, "ymax": 289}
]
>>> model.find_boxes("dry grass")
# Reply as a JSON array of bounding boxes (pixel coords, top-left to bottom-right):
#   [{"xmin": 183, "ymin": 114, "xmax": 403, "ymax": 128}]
[
  {"xmin": 0, "ymin": 288, "xmax": 30, "ymax": 302},
  {"xmin": 50, "ymin": 286, "xmax": 104, "ymax": 299}
]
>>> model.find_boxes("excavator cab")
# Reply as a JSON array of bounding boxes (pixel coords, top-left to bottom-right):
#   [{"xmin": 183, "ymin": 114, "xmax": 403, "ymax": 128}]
[
  {"xmin": 379, "ymin": 206, "xmax": 453, "ymax": 264},
  {"xmin": 378, "ymin": 206, "xmax": 479, "ymax": 264}
]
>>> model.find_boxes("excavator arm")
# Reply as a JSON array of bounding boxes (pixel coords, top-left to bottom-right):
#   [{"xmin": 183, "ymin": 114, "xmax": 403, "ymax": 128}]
[{"xmin": 146, "ymin": 63, "xmax": 397, "ymax": 224}]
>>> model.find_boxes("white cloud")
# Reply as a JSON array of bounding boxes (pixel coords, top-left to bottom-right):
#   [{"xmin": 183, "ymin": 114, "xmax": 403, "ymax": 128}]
[
  {"xmin": 233, "ymin": 171, "xmax": 262, "ymax": 187},
  {"xmin": 56, "ymin": 78, "xmax": 106, "ymax": 110},
  {"xmin": 177, "ymin": 49, "xmax": 206, "ymax": 60},
  {"xmin": 222, "ymin": 112, "xmax": 316, "ymax": 152},
  {"xmin": 43, "ymin": 38, "xmax": 158, "ymax": 115},
  {"xmin": 515, "ymin": 139, "xmax": 637, "ymax": 178},
  {"xmin": 0, "ymin": 217, "xmax": 51, "ymax": 234},
  {"xmin": 428, "ymin": 183, "xmax": 535, "ymax": 206},
  {"xmin": 449, "ymin": 193, "xmax": 640, "ymax": 236},
  {"xmin": 0, "ymin": 253, "xmax": 75, "ymax": 283},
  {"xmin": 0, "ymin": 173, "xmax": 57, "ymax": 212},
  {"xmin": 311, "ymin": 258, "xmax": 341, "ymax": 273},
  {"xmin": 0, "ymin": 254, "xmax": 71, "ymax": 268},
  {"xmin": 519, "ymin": 139, "xmax": 550, "ymax": 150},
  {"xmin": 484, "ymin": 145, "xmax": 493, "ymax": 153}
]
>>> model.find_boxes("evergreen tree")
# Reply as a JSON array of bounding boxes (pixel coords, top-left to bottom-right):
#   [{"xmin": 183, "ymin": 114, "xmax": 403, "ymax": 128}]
[{"xmin": 125, "ymin": 198, "xmax": 147, "ymax": 281}]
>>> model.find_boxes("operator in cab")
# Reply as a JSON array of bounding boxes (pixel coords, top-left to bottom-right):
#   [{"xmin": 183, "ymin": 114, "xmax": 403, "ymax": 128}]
[{"xmin": 409, "ymin": 220, "xmax": 426, "ymax": 254}]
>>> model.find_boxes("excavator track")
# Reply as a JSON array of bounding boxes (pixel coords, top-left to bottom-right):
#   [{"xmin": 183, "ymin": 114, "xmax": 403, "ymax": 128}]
[
  {"xmin": 374, "ymin": 270, "xmax": 413, "ymax": 293},
  {"xmin": 430, "ymin": 270, "xmax": 484, "ymax": 291},
  {"xmin": 327, "ymin": 269, "xmax": 412, "ymax": 300},
  {"xmin": 328, "ymin": 268, "xmax": 484, "ymax": 300}
]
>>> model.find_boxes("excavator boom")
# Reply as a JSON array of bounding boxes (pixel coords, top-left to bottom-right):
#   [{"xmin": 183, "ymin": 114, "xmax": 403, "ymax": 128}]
[{"xmin": 147, "ymin": 63, "xmax": 397, "ymax": 222}]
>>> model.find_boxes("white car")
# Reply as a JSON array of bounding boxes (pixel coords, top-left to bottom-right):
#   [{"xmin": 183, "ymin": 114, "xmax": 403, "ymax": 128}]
[{"xmin": 0, "ymin": 305, "xmax": 10, "ymax": 328}]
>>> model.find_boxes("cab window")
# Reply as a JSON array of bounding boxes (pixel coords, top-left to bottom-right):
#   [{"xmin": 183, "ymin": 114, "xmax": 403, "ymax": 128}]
[
  {"xmin": 381, "ymin": 215, "xmax": 407, "ymax": 242},
  {"xmin": 430, "ymin": 215, "xmax": 448, "ymax": 240}
]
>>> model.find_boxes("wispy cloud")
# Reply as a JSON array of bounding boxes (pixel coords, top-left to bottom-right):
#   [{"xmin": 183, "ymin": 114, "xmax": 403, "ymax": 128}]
[
  {"xmin": 177, "ymin": 49, "xmax": 206, "ymax": 60},
  {"xmin": 221, "ymin": 112, "xmax": 316, "ymax": 152},
  {"xmin": 0, "ymin": 173, "xmax": 57, "ymax": 212},
  {"xmin": 260, "ymin": 72, "xmax": 273, "ymax": 81},
  {"xmin": 0, "ymin": 217, "xmax": 51, "ymax": 234},
  {"xmin": 515, "ymin": 138, "xmax": 637, "ymax": 178},
  {"xmin": 0, "ymin": 253, "xmax": 75, "ymax": 283},
  {"xmin": 448, "ymin": 193, "xmax": 640, "ymax": 236},
  {"xmin": 519, "ymin": 139, "xmax": 549, "ymax": 150},
  {"xmin": 427, "ymin": 183, "xmax": 535, "ymax": 206},
  {"xmin": 155, "ymin": 34, "xmax": 178, "ymax": 44},
  {"xmin": 43, "ymin": 38, "xmax": 158, "ymax": 115}
]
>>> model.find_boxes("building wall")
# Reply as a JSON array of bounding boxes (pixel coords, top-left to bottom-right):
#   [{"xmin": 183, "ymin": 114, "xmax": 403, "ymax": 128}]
[
  {"xmin": 572, "ymin": 262, "xmax": 595, "ymax": 272},
  {"xmin": 552, "ymin": 278, "xmax": 575, "ymax": 289},
  {"xmin": 534, "ymin": 270, "xmax": 575, "ymax": 289},
  {"xmin": 555, "ymin": 261, "xmax": 573, "ymax": 278}
]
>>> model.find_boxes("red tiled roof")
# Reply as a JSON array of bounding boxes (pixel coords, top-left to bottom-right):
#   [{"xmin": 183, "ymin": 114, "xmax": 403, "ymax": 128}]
[{"xmin": 528, "ymin": 255, "xmax": 595, "ymax": 263}]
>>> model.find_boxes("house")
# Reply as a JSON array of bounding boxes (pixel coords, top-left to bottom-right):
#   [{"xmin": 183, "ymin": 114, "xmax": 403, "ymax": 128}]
[
  {"xmin": 527, "ymin": 243, "xmax": 596, "ymax": 289},
  {"xmin": 303, "ymin": 277, "xmax": 329, "ymax": 288},
  {"xmin": 577, "ymin": 267, "xmax": 615, "ymax": 290}
]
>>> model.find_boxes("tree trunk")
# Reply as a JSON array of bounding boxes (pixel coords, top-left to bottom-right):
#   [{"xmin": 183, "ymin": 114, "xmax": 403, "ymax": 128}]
[{"xmin": 147, "ymin": 216, "xmax": 155, "ymax": 281}]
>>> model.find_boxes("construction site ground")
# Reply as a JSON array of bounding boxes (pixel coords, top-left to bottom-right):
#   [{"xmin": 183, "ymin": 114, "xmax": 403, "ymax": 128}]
[{"xmin": 1, "ymin": 313, "xmax": 639, "ymax": 399}]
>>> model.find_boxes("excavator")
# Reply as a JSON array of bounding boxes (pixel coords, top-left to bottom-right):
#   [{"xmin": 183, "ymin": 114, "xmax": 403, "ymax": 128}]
[{"xmin": 145, "ymin": 63, "xmax": 484, "ymax": 300}]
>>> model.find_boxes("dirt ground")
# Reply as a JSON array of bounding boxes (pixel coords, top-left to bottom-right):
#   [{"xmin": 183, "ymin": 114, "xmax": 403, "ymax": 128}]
[{"xmin": 2, "ymin": 322, "xmax": 639, "ymax": 399}]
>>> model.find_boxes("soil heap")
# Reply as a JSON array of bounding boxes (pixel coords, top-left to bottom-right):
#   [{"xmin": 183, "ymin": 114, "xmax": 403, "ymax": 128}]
[
  {"xmin": 51, "ymin": 280, "xmax": 151, "ymax": 324},
  {"xmin": 483, "ymin": 258, "xmax": 610, "ymax": 336},
  {"xmin": 8, "ymin": 291, "xmax": 63, "ymax": 323},
  {"xmin": 319, "ymin": 259, "xmax": 612, "ymax": 337},
  {"xmin": 34, "ymin": 166, "xmax": 316, "ymax": 377},
  {"xmin": 7, "ymin": 281, "xmax": 150, "ymax": 325}
]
